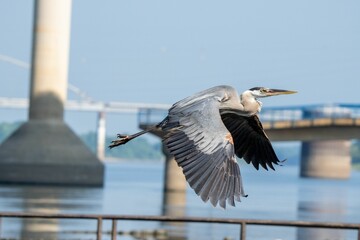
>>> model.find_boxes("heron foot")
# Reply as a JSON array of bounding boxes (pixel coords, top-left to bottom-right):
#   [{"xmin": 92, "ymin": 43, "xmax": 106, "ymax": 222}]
[
  {"xmin": 117, "ymin": 134, "xmax": 128, "ymax": 138},
  {"xmin": 108, "ymin": 134, "xmax": 130, "ymax": 149}
]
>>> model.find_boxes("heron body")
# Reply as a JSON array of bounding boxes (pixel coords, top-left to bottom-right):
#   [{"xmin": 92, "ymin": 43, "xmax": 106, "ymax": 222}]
[{"xmin": 110, "ymin": 85, "xmax": 296, "ymax": 208}]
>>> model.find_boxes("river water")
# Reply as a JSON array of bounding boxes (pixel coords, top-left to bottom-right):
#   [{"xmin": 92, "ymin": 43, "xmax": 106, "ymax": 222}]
[{"xmin": 0, "ymin": 161, "xmax": 359, "ymax": 240}]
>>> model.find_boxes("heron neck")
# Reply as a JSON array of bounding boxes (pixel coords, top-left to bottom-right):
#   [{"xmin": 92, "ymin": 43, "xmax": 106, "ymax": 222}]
[{"xmin": 240, "ymin": 93, "xmax": 261, "ymax": 115}]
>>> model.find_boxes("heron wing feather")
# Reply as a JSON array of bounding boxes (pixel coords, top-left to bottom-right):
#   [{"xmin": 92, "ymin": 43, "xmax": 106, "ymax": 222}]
[{"xmin": 163, "ymin": 96, "xmax": 246, "ymax": 208}]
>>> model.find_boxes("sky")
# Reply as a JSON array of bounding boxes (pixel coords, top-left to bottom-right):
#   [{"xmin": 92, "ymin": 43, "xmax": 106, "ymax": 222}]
[{"xmin": 0, "ymin": 0, "xmax": 360, "ymax": 136}]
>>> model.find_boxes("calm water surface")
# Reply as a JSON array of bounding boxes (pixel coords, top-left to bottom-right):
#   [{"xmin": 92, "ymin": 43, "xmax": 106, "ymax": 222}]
[{"xmin": 0, "ymin": 161, "xmax": 359, "ymax": 240}]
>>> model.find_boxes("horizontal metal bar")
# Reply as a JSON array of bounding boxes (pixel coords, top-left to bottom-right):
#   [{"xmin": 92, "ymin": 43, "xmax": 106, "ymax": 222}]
[{"xmin": 0, "ymin": 212, "xmax": 359, "ymax": 230}]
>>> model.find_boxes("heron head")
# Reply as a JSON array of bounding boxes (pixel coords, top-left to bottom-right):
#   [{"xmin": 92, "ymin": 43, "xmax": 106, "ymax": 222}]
[{"xmin": 249, "ymin": 87, "xmax": 297, "ymax": 98}]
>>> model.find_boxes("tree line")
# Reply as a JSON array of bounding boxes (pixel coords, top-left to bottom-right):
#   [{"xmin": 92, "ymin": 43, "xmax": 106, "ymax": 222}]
[{"xmin": 0, "ymin": 121, "xmax": 163, "ymax": 161}]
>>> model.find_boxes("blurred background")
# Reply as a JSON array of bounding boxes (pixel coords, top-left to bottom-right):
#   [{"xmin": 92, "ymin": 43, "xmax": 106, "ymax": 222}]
[
  {"xmin": 0, "ymin": 0, "xmax": 360, "ymax": 240},
  {"xmin": 1, "ymin": 0, "xmax": 360, "ymax": 134}
]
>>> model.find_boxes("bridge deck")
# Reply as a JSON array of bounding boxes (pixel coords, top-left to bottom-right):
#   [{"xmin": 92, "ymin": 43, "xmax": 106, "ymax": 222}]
[
  {"xmin": 138, "ymin": 105, "xmax": 360, "ymax": 141},
  {"xmin": 263, "ymin": 117, "xmax": 360, "ymax": 129}
]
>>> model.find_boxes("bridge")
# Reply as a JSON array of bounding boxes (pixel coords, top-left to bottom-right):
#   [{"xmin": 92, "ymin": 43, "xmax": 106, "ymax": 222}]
[
  {"xmin": 2, "ymin": 98, "xmax": 360, "ymax": 181},
  {"xmin": 138, "ymin": 103, "xmax": 360, "ymax": 141},
  {"xmin": 138, "ymin": 103, "xmax": 360, "ymax": 188}
]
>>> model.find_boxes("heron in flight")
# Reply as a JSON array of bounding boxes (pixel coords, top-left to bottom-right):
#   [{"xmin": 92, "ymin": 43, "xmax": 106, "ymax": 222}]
[{"xmin": 109, "ymin": 85, "xmax": 296, "ymax": 208}]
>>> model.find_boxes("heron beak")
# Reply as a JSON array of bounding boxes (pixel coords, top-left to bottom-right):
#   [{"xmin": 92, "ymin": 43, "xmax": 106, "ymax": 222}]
[{"xmin": 266, "ymin": 89, "xmax": 297, "ymax": 96}]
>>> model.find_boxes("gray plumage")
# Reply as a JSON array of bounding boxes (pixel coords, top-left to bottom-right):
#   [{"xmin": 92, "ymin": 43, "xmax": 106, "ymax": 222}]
[{"xmin": 109, "ymin": 85, "xmax": 296, "ymax": 208}]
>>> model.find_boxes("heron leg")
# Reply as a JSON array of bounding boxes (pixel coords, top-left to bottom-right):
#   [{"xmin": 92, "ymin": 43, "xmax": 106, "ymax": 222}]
[
  {"xmin": 108, "ymin": 129, "xmax": 152, "ymax": 149},
  {"xmin": 109, "ymin": 135, "xmax": 131, "ymax": 148}
]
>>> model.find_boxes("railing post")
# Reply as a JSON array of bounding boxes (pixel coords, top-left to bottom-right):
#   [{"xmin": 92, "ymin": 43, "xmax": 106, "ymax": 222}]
[
  {"xmin": 111, "ymin": 219, "xmax": 117, "ymax": 240},
  {"xmin": 97, "ymin": 217, "xmax": 102, "ymax": 240},
  {"xmin": 240, "ymin": 222, "xmax": 246, "ymax": 240},
  {"xmin": 0, "ymin": 217, "xmax": 2, "ymax": 239},
  {"xmin": 357, "ymin": 227, "xmax": 360, "ymax": 240}
]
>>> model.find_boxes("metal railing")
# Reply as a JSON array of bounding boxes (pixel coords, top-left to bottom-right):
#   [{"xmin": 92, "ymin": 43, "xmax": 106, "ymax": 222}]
[{"xmin": 1, "ymin": 212, "xmax": 359, "ymax": 240}]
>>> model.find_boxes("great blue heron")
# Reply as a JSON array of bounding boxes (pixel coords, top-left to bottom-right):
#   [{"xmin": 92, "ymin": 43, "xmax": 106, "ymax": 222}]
[{"xmin": 109, "ymin": 85, "xmax": 296, "ymax": 208}]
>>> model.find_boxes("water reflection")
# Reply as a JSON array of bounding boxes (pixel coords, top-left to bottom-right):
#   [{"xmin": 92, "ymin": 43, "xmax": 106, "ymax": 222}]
[
  {"xmin": 297, "ymin": 180, "xmax": 347, "ymax": 240},
  {"xmin": 162, "ymin": 190, "xmax": 187, "ymax": 239},
  {"xmin": 0, "ymin": 185, "xmax": 103, "ymax": 239},
  {"xmin": 0, "ymin": 163, "xmax": 359, "ymax": 240}
]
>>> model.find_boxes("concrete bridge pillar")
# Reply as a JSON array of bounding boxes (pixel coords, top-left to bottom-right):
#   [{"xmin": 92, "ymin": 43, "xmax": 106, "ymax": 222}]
[
  {"xmin": 139, "ymin": 125, "xmax": 187, "ymax": 210},
  {"xmin": 299, "ymin": 108, "xmax": 352, "ymax": 179},
  {"xmin": 0, "ymin": 0, "xmax": 104, "ymax": 185},
  {"xmin": 300, "ymin": 140, "xmax": 351, "ymax": 179},
  {"xmin": 162, "ymin": 145, "xmax": 187, "ymax": 219},
  {"xmin": 96, "ymin": 111, "xmax": 106, "ymax": 161},
  {"xmin": 162, "ymin": 145, "xmax": 187, "ymax": 194},
  {"xmin": 161, "ymin": 149, "xmax": 187, "ymax": 239}
]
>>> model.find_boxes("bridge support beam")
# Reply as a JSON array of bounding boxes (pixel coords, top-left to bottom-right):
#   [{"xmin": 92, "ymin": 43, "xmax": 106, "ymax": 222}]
[
  {"xmin": 162, "ymin": 145, "xmax": 187, "ymax": 215},
  {"xmin": 300, "ymin": 140, "xmax": 351, "ymax": 179},
  {"xmin": 139, "ymin": 125, "xmax": 187, "ymax": 211},
  {"xmin": 0, "ymin": 0, "xmax": 104, "ymax": 186},
  {"xmin": 162, "ymin": 145, "xmax": 187, "ymax": 193},
  {"xmin": 96, "ymin": 111, "xmax": 106, "ymax": 161}
]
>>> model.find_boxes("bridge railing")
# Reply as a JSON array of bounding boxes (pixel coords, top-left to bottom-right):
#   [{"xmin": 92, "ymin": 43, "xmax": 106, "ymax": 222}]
[
  {"xmin": 1, "ymin": 212, "xmax": 359, "ymax": 240},
  {"xmin": 138, "ymin": 104, "xmax": 360, "ymax": 127}
]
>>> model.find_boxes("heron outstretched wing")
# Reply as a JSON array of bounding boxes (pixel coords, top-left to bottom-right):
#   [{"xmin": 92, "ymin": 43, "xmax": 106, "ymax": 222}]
[
  {"xmin": 162, "ymin": 97, "xmax": 246, "ymax": 208},
  {"xmin": 221, "ymin": 113, "xmax": 281, "ymax": 170}
]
